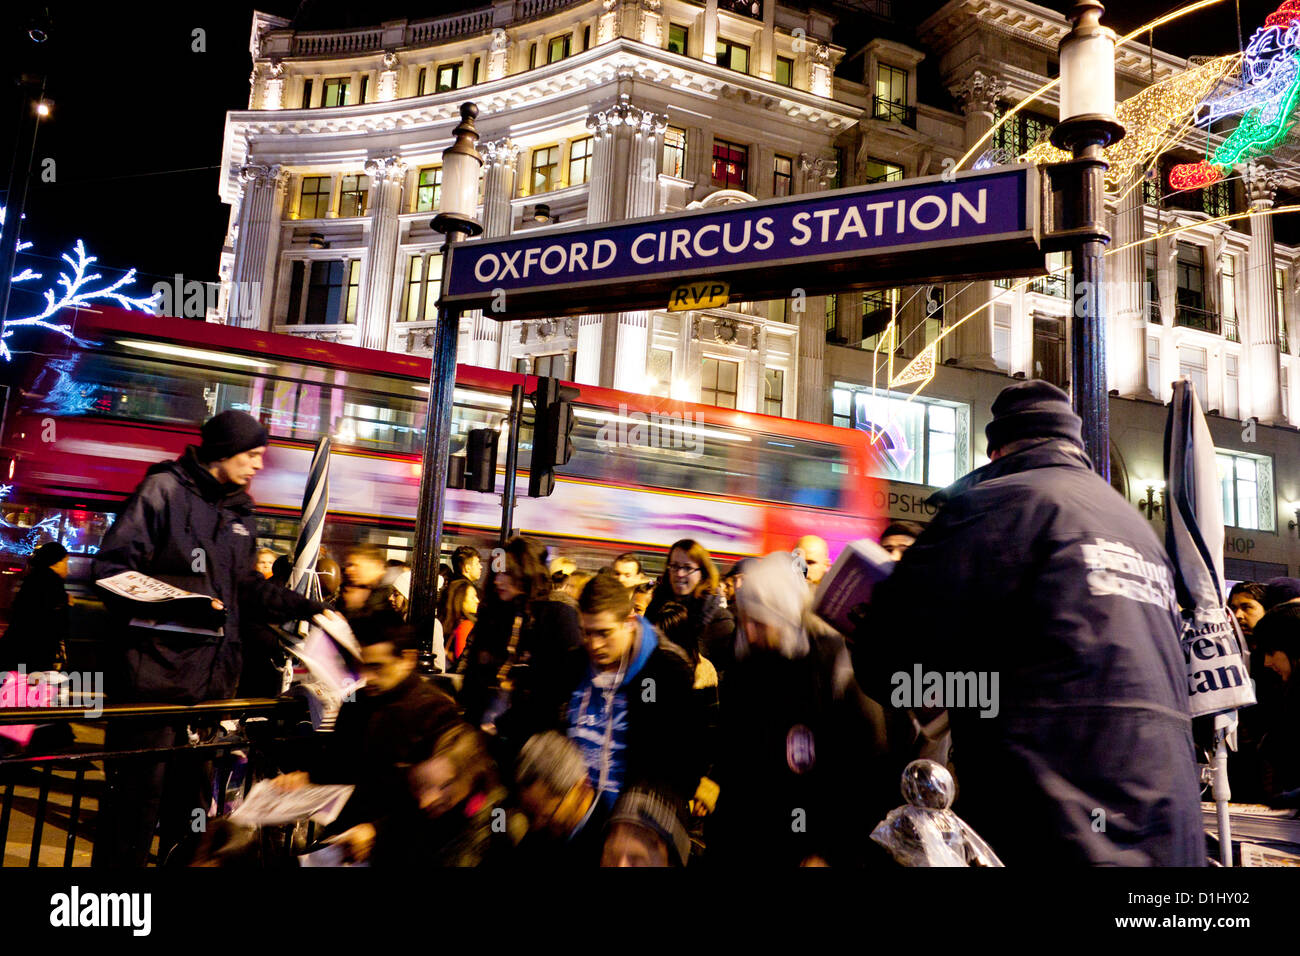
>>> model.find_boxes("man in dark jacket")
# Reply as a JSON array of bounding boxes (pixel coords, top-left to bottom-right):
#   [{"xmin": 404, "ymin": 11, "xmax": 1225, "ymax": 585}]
[
  {"xmin": 91, "ymin": 410, "xmax": 331, "ymax": 866},
  {"xmin": 0, "ymin": 542, "xmax": 70, "ymax": 672},
  {"xmin": 552, "ymin": 572, "xmax": 700, "ymax": 808},
  {"xmin": 869, "ymin": 380, "xmax": 1205, "ymax": 866}
]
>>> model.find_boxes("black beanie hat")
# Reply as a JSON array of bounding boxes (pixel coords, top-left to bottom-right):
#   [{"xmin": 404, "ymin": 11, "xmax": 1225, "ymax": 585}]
[
  {"xmin": 985, "ymin": 380, "xmax": 1084, "ymax": 453},
  {"xmin": 198, "ymin": 410, "xmax": 269, "ymax": 463},
  {"xmin": 29, "ymin": 541, "xmax": 68, "ymax": 570},
  {"xmin": 1262, "ymin": 577, "xmax": 1300, "ymax": 611}
]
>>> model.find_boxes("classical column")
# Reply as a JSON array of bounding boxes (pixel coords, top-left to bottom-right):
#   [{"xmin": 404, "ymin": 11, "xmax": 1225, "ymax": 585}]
[
  {"xmin": 227, "ymin": 163, "xmax": 287, "ymax": 329},
  {"xmin": 584, "ymin": 109, "xmax": 620, "ymax": 223},
  {"xmin": 625, "ymin": 107, "xmax": 668, "ymax": 218},
  {"xmin": 1242, "ymin": 162, "xmax": 1283, "ymax": 424},
  {"xmin": 377, "ymin": 51, "xmax": 399, "ymax": 101},
  {"xmin": 358, "ymin": 155, "xmax": 406, "ymax": 351},
  {"xmin": 945, "ymin": 70, "xmax": 1006, "ymax": 371},
  {"xmin": 702, "ymin": 0, "xmax": 718, "ymax": 62},
  {"xmin": 1108, "ymin": 172, "xmax": 1149, "ymax": 397},
  {"xmin": 472, "ymin": 139, "xmax": 518, "ymax": 367},
  {"xmin": 574, "ymin": 316, "xmax": 604, "ymax": 385},
  {"xmin": 797, "ymin": 296, "xmax": 826, "ymax": 422}
]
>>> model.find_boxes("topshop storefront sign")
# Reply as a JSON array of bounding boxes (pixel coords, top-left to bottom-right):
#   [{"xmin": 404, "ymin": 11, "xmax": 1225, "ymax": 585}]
[{"xmin": 443, "ymin": 165, "xmax": 1043, "ymax": 320}]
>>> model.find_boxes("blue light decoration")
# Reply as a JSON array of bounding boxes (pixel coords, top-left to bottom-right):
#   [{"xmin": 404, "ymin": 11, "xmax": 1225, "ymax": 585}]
[
  {"xmin": 0, "ymin": 484, "xmax": 11, "ymax": 500},
  {"xmin": 0, "ymin": 205, "xmax": 161, "ymax": 362},
  {"xmin": 30, "ymin": 357, "xmax": 101, "ymax": 416},
  {"xmin": 0, "ymin": 513, "xmax": 62, "ymax": 558}
]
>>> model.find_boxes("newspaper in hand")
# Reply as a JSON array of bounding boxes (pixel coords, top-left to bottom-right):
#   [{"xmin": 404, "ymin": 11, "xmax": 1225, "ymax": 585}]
[
  {"xmin": 813, "ymin": 538, "xmax": 896, "ymax": 635},
  {"xmin": 97, "ymin": 570, "xmax": 215, "ymax": 604},
  {"xmin": 228, "ymin": 780, "xmax": 355, "ymax": 828}
]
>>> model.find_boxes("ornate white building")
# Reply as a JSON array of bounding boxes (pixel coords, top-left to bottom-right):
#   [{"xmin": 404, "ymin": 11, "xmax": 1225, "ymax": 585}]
[{"xmin": 218, "ymin": 0, "xmax": 1300, "ymax": 577}]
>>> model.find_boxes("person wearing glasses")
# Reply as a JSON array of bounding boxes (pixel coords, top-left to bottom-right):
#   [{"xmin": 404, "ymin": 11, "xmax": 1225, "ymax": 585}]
[{"xmin": 645, "ymin": 539, "xmax": 737, "ymax": 678}]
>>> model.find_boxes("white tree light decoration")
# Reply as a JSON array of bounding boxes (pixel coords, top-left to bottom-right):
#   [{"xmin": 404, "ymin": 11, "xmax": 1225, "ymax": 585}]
[{"xmin": 0, "ymin": 205, "xmax": 161, "ymax": 362}]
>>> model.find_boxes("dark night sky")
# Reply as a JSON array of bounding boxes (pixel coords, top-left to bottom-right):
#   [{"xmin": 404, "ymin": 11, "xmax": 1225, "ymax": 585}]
[{"xmin": 0, "ymin": 0, "xmax": 1284, "ymax": 311}]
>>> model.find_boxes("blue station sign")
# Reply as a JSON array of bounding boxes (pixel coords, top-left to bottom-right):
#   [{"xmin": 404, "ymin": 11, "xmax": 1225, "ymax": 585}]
[{"xmin": 443, "ymin": 165, "xmax": 1042, "ymax": 320}]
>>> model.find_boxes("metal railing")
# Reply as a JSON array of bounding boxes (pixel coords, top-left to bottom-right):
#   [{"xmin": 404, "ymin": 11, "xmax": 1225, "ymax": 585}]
[
  {"xmin": 1174, "ymin": 303, "xmax": 1221, "ymax": 334},
  {"xmin": 872, "ymin": 96, "xmax": 917, "ymax": 128}
]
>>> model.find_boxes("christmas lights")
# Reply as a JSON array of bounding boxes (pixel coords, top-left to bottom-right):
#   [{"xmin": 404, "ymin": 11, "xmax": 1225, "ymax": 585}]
[
  {"xmin": 0, "ymin": 205, "xmax": 160, "ymax": 362},
  {"xmin": 1169, "ymin": 160, "xmax": 1225, "ymax": 189}
]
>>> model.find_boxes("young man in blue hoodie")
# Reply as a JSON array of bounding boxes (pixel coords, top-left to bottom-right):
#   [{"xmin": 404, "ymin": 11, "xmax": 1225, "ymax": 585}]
[{"xmin": 559, "ymin": 572, "xmax": 699, "ymax": 809}]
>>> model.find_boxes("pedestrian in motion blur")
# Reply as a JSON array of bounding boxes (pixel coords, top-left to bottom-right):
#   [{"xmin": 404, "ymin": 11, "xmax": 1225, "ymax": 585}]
[
  {"xmin": 0, "ymin": 542, "xmax": 71, "ymax": 673},
  {"xmin": 870, "ymin": 381, "xmax": 1204, "ymax": 866},
  {"xmin": 645, "ymin": 539, "xmax": 736, "ymax": 675}
]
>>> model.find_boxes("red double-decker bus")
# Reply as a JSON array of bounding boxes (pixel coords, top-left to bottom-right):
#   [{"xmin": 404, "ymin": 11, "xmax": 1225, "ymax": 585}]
[{"xmin": 1, "ymin": 306, "xmax": 884, "ymax": 594}]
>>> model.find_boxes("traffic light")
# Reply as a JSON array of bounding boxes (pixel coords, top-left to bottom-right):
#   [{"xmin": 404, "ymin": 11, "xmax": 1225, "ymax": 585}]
[
  {"xmin": 527, "ymin": 376, "xmax": 579, "ymax": 498},
  {"xmin": 464, "ymin": 427, "xmax": 498, "ymax": 493}
]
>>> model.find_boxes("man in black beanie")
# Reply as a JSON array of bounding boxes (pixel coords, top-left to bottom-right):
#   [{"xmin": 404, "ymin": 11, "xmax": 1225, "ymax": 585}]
[
  {"xmin": 92, "ymin": 409, "xmax": 339, "ymax": 866},
  {"xmin": 870, "ymin": 379, "xmax": 1204, "ymax": 866}
]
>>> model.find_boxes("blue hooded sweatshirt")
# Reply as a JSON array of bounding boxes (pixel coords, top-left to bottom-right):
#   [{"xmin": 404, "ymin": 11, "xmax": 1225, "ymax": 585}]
[{"xmin": 566, "ymin": 616, "xmax": 658, "ymax": 808}]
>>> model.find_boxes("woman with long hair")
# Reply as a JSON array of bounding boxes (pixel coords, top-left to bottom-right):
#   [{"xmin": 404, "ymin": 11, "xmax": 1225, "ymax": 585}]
[
  {"xmin": 645, "ymin": 539, "xmax": 736, "ymax": 674},
  {"xmin": 456, "ymin": 536, "xmax": 581, "ymax": 755},
  {"xmin": 440, "ymin": 578, "xmax": 480, "ymax": 666}
]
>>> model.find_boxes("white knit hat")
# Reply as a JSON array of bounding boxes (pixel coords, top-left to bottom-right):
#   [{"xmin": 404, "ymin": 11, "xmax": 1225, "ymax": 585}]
[{"xmin": 734, "ymin": 551, "xmax": 811, "ymax": 658}]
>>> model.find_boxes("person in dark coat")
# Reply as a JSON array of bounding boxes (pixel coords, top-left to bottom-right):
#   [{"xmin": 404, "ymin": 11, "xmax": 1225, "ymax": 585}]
[
  {"xmin": 456, "ymin": 536, "xmax": 581, "ymax": 762},
  {"xmin": 869, "ymin": 380, "xmax": 1205, "ymax": 867},
  {"xmin": 645, "ymin": 538, "xmax": 737, "ymax": 675},
  {"xmin": 706, "ymin": 552, "xmax": 888, "ymax": 867},
  {"xmin": 513, "ymin": 730, "xmax": 611, "ymax": 867},
  {"xmin": 0, "ymin": 542, "xmax": 71, "ymax": 672},
  {"xmin": 1251, "ymin": 590, "xmax": 1300, "ymax": 805},
  {"xmin": 90, "ymin": 410, "xmax": 332, "ymax": 867}
]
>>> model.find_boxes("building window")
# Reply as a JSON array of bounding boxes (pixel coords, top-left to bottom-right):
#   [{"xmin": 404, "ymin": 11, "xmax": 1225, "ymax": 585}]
[
  {"xmin": 712, "ymin": 139, "xmax": 748, "ymax": 191},
  {"xmin": 1033, "ymin": 315, "xmax": 1066, "ymax": 388},
  {"xmin": 531, "ymin": 146, "xmax": 561, "ymax": 195},
  {"xmin": 1222, "ymin": 255, "xmax": 1238, "ymax": 342},
  {"xmin": 289, "ymin": 259, "xmax": 357, "ymax": 325},
  {"xmin": 721, "ymin": 0, "xmax": 763, "ymax": 18},
  {"xmin": 874, "ymin": 63, "xmax": 912, "ymax": 125},
  {"xmin": 993, "ymin": 303, "xmax": 1013, "ymax": 370},
  {"xmin": 548, "ymin": 34, "xmax": 571, "ymax": 63},
  {"xmin": 338, "ymin": 174, "xmax": 370, "ymax": 218},
  {"xmin": 298, "ymin": 176, "xmax": 331, "ymax": 219},
  {"xmin": 1178, "ymin": 345, "xmax": 1208, "ymax": 403},
  {"xmin": 535, "ymin": 352, "xmax": 571, "ymax": 379},
  {"xmin": 514, "ymin": 357, "xmax": 529, "ymax": 375},
  {"xmin": 716, "ymin": 39, "xmax": 750, "ymax": 74},
  {"xmin": 700, "ymin": 357, "xmax": 740, "ymax": 408},
  {"xmin": 436, "ymin": 63, "xmax": 460, "ymax": 92},
  {"xmin": 992, "ymin": 103, "xmax": 1054, "ymax": 158},
  {"xmin": 862, "ymin": 157, "xmax": 903, "ymax": 184},
  {"xmin": 648, "ymin": 348, "xmax": 673, "ymax": 397},
  {"xmin": 1175, "ymin": 242, "xmax": 1215, "ymax": 332},
  {"xmin": 668, "ymin": 24, "xmax": 688, "ymax": 55},
  {"xmin": 1224, "ymin": 353, "xmax": 1240, "ymax": 420},
  {"xmin": 773, "ymin": 154, "xmax": 792, "ymax": 197},
  {"xmin": 583, "ymin": 27, "xmax": 590, "ymax": 51},
  {"xmin": 663, "ymin": 127, "xmax": 687, "ymax": 178},
  {"xmin": 301, "ymin": 78, "xmax": 314, "ymax": 109},
  {"xmin": 322, "ymin": 78, "xmax": 349, "ymax": 107},
  {"xmin": 775, "ymin": 55, "xmax": 794, "ymax": 87},
  {"xmin": 1147, "ymin": 336, "xmax": 1161, "ymax": 396},
  {"xmin": 1276, "ymin": 267, "xmax": 1289, "ymax": 353},
  {"xmin": 472, "ymin": 57, "xmax": 481, "ymax": 84},
  {"xmin": 529, "ymin": 43, "xmax": 537, "ymax": 70},
  {"xmin": 833, "ymin": 386, "xmax": 969, "ymax": 487},
  {"xmin": 415, "ymin": 166, "xmax": 442, "ymax": 213},
  {"xmin": 417, "ymin": 68, "xmax": 427, "ymax": 96},
  {"xmin": 861, "ymin": 288, "xmax": 896, "ymax": 347},
  {"xmin": 1031, "ymin": 250, "xmax": 1069, "ymax": 297},
  {"xmin": 568, "ymin": 136, "xmax": 593, "ymax": 187},
  {"xmin": 763, "ymin": 368, "xmax": 785, "ymax": 417},
  {"xmin": 1204, "ymin": 179, "xmax": 1232, "ymax": 218},
  {"xmin": 402, "ymin": 251, "xmax": 444, "ymax": 322},
  {"xmin": 1217, "ymin": 450, "xmax": 1271, "ymax": 530},
  {"xmin": 826, "ymin": 294, "xmax": 838, "ymax": 338},
  {"xmin": 1146, "ymin": 245, "xmax": 1161, "ymax": 323},
  {"xmin": 359, "ymin": 75, "xmax": 369, "ymax": 104}
]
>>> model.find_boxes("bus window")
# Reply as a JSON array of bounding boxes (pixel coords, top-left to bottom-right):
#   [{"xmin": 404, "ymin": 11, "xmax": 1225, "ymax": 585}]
[{"xmin": 752, "ymin": 437, "xmax": 846, "ymax": 510}]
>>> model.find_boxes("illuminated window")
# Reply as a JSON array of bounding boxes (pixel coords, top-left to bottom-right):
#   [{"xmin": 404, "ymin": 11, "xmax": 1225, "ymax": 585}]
[
  {"xmin": 322, "ymin": 77, "xmax": 349, "ymax": 107},
  {"xmin": 763, "ymin": 368, "xmax": 784, "ymax": 417},
  {"xmin": 415, "ymin": 166, "xmax": 442, "ymax": 213},
  {"xmin": 402, "ymin": 252, "xmax": 444, "ymax": 322},
  {"xmin": 647, "ymin": 348, "xmax": 672, "ymax": 397},
  {"xmin": 1178, "ymin": 345, "xmax": 1208, "ymax": 403},
  {"xmin": 700, "ymin": 357, "xmax": 739, "ymax": 409},
  {"xmin": 775, "ymin": 55, "xmax": 794, "ymax": 87},
  {"xmin": 992, "ymin": 103, "xmax": 1054, "ymax": 158},
  {"xmin": 773, "ymin": 155, "xmax": 792, "ymax": 197},
  {"xmin": 359, "ymin": 75, "xmax": 369, "ymax": 104},
  {"xmin": 531, "ymin": 146, "xmax": 561, "ymax": 195},
  {"xmin": 298, "ymin": 176, "xmax": 331, "ymax": 219},
  {"xmin": 436, "ymin": 63, "xmax": 460, "ymax": 92},
  {"xmin": 1224, "ymin": 353, "xmax": 1239, "ymax": 420},
  {"xmin": 337, "ymin": 174, "xmax": 370, "ymax": 218},
  {"xmin": 548, "ymin": 34, "xmax": 571, "ymax": 63},
  {"xmin": 668, "ymin": 24, "xmax": 688, "ymax": 55},
  {"xmin": 1217, "ymin": 450, "xmax": 1272, "ymax": 530},
  {"xmin": 1222, "ymin": 255, "xmax": 1238, "ymax": 342},
  {"xmin": 874, "ymin": 64, "xmax": 910, "ymax": 124},
  {"xmin": 1176, "ymin": 242, "xmax": 1214, "ymax": 332},
  {"xmin": 862, "ymin": 157, "xmax": 903, "ymax": 184},
  {"xmin": 832, "ymin": 385, "xmax": 969, "ymax": 487},
  {"xmin": 716, "ymin": 39, "xmax": 750, "ymax": 74},
  {"xmin": 663, "ymin": 127, "xmax": 687, "ymax": 178},
  {"xmin": 416, "ymin": 68, "xmax": 427, "ymax": 96},
  {"xmin": 568, "ymin": 136, "xmax": 593, "ymax": 187},
  {"xmin": 712, "ymin": 139, "xmax": 748, "ymax": 190}
]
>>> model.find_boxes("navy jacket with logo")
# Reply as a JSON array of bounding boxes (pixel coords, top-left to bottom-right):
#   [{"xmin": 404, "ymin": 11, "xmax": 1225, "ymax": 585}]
[
  {"xmin": 93, "ymin": 447, "xmax": 324, "ymax": 704},
  {"xmin": 869, "ymin": 440, "xmax": 1205, "ymax": 866}
]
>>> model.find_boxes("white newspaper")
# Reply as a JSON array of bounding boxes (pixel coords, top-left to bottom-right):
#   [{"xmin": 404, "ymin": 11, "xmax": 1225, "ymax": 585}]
[
  {"xmin": 228, "ymin": 781, "xmax": 355, "ymax": 827},
  {"xmin": 97, "ymin": 570, "xmax": 214, "ymax": 604}
]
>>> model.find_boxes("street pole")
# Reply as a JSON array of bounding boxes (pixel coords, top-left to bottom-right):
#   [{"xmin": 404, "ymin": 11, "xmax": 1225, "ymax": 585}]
[
  {"xmin": 409, "ymin": 103, "xmax": 483, "ymax": 674},
  {"xmin": 0, "ymin": 75, "xmax": 47, "ymax": 326},
  {"xmin": 1051, "ymin": 2, "xmax": 1124, "ymax": 483},
  {"xmin": 499, "ymin": 383, "xmax": 523, "ymax": 546}
]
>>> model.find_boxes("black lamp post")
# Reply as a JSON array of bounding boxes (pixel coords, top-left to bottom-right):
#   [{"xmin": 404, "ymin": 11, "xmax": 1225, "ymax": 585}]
[
  {"xmin": 410, "ymin": 102, "xmax": 483, "ymax": 673},
  {"xmin": 1050, "ymin": 1, "xmax": 1125, "ymax": 482}
]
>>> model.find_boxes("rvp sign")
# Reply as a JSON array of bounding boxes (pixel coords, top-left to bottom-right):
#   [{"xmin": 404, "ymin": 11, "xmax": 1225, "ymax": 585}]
[
  {"xmin": 443, "ymin": 166, "xmax": 1042, "ymax": 321},
  {"xmin": 669, "ymin": 281, "xmax": 729, "ymax": 311}
]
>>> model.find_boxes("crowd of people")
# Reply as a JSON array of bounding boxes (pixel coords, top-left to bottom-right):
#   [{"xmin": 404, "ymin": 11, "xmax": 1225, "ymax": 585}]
[{"xmin": 4, "ymin": 380, "xmax": 1300, "ymax": 867}]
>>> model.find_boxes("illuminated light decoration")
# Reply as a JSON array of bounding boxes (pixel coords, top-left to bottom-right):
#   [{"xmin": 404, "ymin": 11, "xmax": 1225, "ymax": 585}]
[
  {"xmin": 1211, "ymin": 58, "xmax": 1300, "ymax": 165},
  {"xmin": 1265, "ymin": 0, "xmax": 1300, "ymax": 28},
  {"xmin": 0, "ymin": 513, "xmax": 62, "ymax": 558},
  {"xmin": 1169, "ymin": 159, "xmax": 1225, "ymax": 189},
  {"xmin": 956, "ymin": 0, "xmax": 1231, "ymax": 173},
  {"xmin": 31, "ymin": 360, "xmax": 101, "ymax": 416},
  {"xmin": 1021, "ymin": 54, "xmax": 1241, "ymax": 193},
  {"xmin": 0, "ymin": 205, "xmax": 161, "ymax": 363},
  {"xmin": 0, "ymin": 484, "xmax": 11, "ymax": 500}
]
